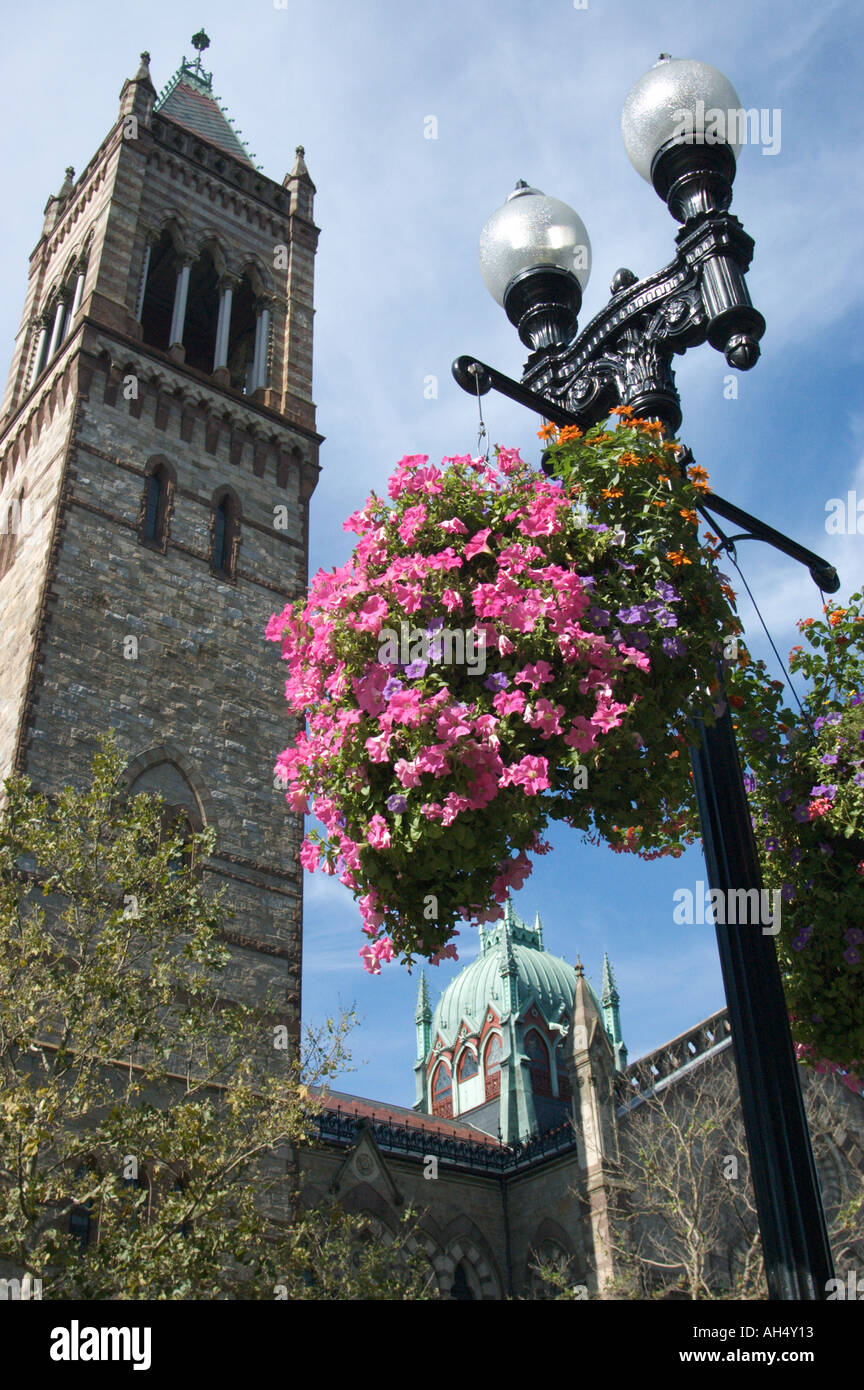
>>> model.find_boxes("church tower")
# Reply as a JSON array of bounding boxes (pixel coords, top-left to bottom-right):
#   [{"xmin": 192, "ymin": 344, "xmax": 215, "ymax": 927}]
[{"xmin": 0, "ymin": 36, "xmax": 320, "ymax": 1029}]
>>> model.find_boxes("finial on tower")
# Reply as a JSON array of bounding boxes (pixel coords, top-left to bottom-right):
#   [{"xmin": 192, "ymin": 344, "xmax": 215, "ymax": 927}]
[
  {"xmin": 135, "ymin": 52, "xmax": 151, "ymax": 81},
  {"xmin": 575, "ymin": 955, "xmax": 585, "ymax": 978}
]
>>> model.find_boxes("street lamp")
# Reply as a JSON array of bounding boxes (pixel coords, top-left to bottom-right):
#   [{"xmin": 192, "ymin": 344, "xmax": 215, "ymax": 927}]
[{"xmin": 454, "ymin": 55, "xmax": 838, "ymax": 1301}]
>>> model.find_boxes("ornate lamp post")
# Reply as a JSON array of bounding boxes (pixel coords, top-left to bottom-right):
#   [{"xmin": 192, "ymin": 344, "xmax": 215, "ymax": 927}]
[{"xmin": 453, "ymin": 55, "xmax": 838, "ymax": 1300}]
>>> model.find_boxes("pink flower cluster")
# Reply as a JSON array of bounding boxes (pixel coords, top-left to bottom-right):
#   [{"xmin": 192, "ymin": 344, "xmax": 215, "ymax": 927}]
[{"xmin": 267, "ymin": 449, "xmax": 670, "ymax": 970}]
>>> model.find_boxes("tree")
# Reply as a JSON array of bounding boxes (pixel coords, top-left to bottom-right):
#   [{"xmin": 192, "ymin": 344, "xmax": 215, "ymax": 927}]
[
  {"xmin": 0, "ymin": 739, "xmax": 436, "ymax": 1300},
  {"xmin": 534, "ymin": 1056, "xmax": 864, "ymax": 1300}
]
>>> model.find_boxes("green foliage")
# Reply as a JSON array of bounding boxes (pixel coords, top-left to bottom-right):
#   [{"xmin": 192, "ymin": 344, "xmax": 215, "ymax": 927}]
[
  {"xmin": 0, "ymin": 737, "xmax": 436, "ymax": 1299},
  {"xmin": 726, "ymin": 593, "xmax": 864, "ymax": 1075}
]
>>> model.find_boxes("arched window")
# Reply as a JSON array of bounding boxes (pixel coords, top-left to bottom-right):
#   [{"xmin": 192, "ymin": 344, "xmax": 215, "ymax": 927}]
[
  {"xmin": 140, "ymin": 230, "xmax": 181, "ymax": 351},
  {"xmin": 525, "ymin": 1029, "xmax": 552, "ymax": 1097},
  {"xmin": 210, "ymin": 490, "xmax": 240, "ymax": 579},
  {"xmin": 184, "ymin": 249, "xmax": 220, "ymax": 374},
  {"xmin": 226, "ymin": 273, "xmax": 258, "ymax": 393},
  {"xmin": 458, "ymin": 1048, "xmax": 478, "ymax": 1081},
  {"xmin": 484, "ymin": 1033, "xmax": 503, "ymax": 1100},
  {"xmin": 139, "ymin": 461, "xmax": 173, "ymax": 550},
  {"xmin": 431, "ymin": 1063, "xmax": 452, "ymax": 1118}
]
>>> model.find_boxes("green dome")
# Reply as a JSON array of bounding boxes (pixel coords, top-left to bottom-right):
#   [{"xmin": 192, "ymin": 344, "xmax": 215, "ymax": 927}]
[{"xmin": 430, "ymin": 902, "xmax": 590, "ymax": 1046}]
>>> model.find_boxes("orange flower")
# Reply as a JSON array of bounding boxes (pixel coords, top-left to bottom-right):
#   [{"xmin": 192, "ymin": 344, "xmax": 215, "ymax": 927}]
[
  {"xmin": 558, "ymin": 424, "xmax": 583, "ymax": 442},
  {"xmin": 666, "ymin": 550, "xmax": 693, "ymax": 566},
  {"xmin": 651, "ymin": 498, "xmax": 667, "ymax": 508},
  {"xmin": 828, "ymin": 609, "xmax": 847, "ymax": 626},
  {"xmin": 668, "ymin": 750, "xmax": 679, "ymax": 759},
  {"xmin": 601, "ymin": 486, "xmax": 624, "ymax": 499},
  {"xmin": 688, "ymin": 464, "xmax": 710, "ymax": 482},
  {"xmin": 537, "ymin": 423, "xmax": 558, "ymax": 442},
  {"xmin": 661, "ymin": 440, "xmax": 681, "ymax": 454},
  {"xmin": 618, "ymin": 451, "xmax": 640, "ymax": 467},
  {"xmin": 610, "ymin": 404, "xmax": 635, "ymax": 418},
  {"xmin": 592, "ymin": 432, "xmax": 612, "ymax": 443},
  {"xmin": 720, "ymin": 583, "xmax": 736, "ymax": 603},
  {"xmin": 679, "ymin": 508, "xmax": 699, "ymax": 525},
  {"xmin": 638, "ymin": 420, "xmax": 664, "ymax": 435},
  {"xmin": 657, "ymin": 473, "xmax": 671, "ymax": 485}
]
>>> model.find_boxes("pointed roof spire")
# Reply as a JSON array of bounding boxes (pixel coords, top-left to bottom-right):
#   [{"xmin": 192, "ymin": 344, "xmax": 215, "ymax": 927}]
[
  {"xmin": 601, "ymin": 952, "xmax": 619, "ymax": 1005},
  {"xmin": 574, "ymin": 955, "xmax": 585, "ymax": 978},
  {"xmin": 290, "ymin": 145, "xmax": 311, "ymax": 179},
  {"xmin": 533, "ymin": 912, "xmax": 544, "ymax": 950},
  {"xmin": 599, "ymin": 953, "xmax": 627, "ymax": 1071},
  {"xmin": 155, "ymin": 32, "xmax": 254, "ymax": 166},
  {"xmin": 415, "ymin": 970, "xmax": 431, "ymax": 1022}
]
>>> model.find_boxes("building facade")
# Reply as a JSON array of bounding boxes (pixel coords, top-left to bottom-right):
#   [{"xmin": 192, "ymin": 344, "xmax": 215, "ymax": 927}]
[{"xmin": 0, "ymin": 38, "xmax": 318, "ymax": 1028}]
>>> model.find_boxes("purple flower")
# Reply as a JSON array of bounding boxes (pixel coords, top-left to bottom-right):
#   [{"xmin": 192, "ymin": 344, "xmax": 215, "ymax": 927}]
[
  {"xmin": 588, "ymin": 606, "xmax": 610, "ymax": 627},
  {"xmin": 820, "ymin": 753, "xmax": 839, "ymax": 766},
  {"xmin": 629, "ymin": 631, "xmax": 650, "ymax": 651},
  {"xmin": 618, "ymin": 604, "xmax": 651, "ymax": 624},
  {"xmin": 850, "ymin": 692, "xmax": 863, "ymax": 707},
  {"xmin": 484, "ymin": 672, "xmax": 509, "ymax": 692},
  {"xmin": 764, "ymin": 837, "xmax": 779, "ymax": 852},
  {"xmin": 790, "ymin": 847, "xmax": 802, "ymax": 866},
  {"xmin": 425, "ymin": 617, "xmax": 445, "ymax": 633},
  {"xmin": 404, "ymin": 660, "xmax": 428, "ymax": 679},
  {"xmin": 846, "ymin": 928, "xmax": 863, "ymax": 945},
  {"xmin": 382, "ymin": 677, "xmax": 403, "ymax": 700},
  {"xmin": 662, "ymin": 635, "xmax": 686, "ymax": 658},
  {"xmin": 655, "ymin": 608, "xmax": 679, "ymax": 629},
  {"xmin": 752, "ymin": 728, "xmax": 767, "ymax": 743},
  {"xmin": 743, "ymin": 773, "xmax": 757, "ymax": 793},
  {"xmin": 854, "ymin": 770, "xmax": 864, "ymax": 788},
  {"xmin": 792, "ymin": 927, "xmax": 812, "ymax": 951},
  {"xmin": 616, "ymin": 560, "xmax": 637, "ymax": 573},
  {"xmin": 587, "ymin": 523, "xmax": 608, "ymax": 533},
  {"xmin": 781, "ymin": 884, "xmax": 795, "ymax": 902},
  {"xmin": 386, "ymin": 793, "xmax": 408, "ymax": 814},
  {"xmin": 844, "ymin": 947, "xmax": 861, "ymax": 966},
  {"xmin": 810, "ymin": 784, "xmax": 837, "ymax": 800},
  {"xmin": 779, "ymin": 787, "xmax": 792, "ymax": 803},
  {"xmin": 655, "ymin": 580, "xmax": 680, "ymax": 604},
  {"xmin": 793, "ymin": 804, "xmax": 811, "ymax": 823}
]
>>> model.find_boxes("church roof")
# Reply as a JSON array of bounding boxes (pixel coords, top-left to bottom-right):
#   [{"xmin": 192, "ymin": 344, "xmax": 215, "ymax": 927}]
[
  {"xmin": 430, "ymin": 901, "xmax": 601, "ymax": 1046},
  {"xmin": 155, "ymin": 40, "xmax": 254, "ymax": 166}
]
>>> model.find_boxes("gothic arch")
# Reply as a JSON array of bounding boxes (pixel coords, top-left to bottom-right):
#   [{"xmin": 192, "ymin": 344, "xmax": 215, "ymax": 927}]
[
  {"xmin": 137, "ymin": 454, "xmax": 176, "ymax": 552},
  {"xmin": 435, "ymin": 1215, "xmax": 502, "ymax": 1300},
  {"xmin": 122, "ymin": 743, "xmax": 218, "ymax": 833},
  {"xmin": 191, "ymin": 232, "xmax": 229, "ymax": 281},
  {"xmin": 235, "ymin": 255, "xmax": 272, "ymax": 300}
]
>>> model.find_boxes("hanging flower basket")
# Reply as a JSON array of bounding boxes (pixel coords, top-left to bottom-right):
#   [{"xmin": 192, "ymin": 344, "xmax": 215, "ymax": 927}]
[{"xmin": 268, "ymin": 414, "xmax": 735, "ymax": 968}]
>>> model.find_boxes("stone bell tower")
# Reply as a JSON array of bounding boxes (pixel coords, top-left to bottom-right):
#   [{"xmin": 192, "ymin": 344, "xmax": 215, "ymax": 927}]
[{"xmin": 0, "ymin": 35, "xmax": 320, "ymax": 1030}]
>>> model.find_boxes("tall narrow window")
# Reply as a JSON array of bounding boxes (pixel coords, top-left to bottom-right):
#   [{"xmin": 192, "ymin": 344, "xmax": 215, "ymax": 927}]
[
  {"xmin": 431, "ymin": 1063, "xmax": 452, "ymax": 1118},
  {"xmin": 210, "ymin": 490, "xmax": 240, "ymax": 579},
  {"xmin": 141, "ymin": 230, "xmax": 181, "ymax": 351},
  {"xmin": 139, "ymin": 460, "xmax": 174, "ymax": 551},
  {"xmin": 144, "ymin": 471, "xmax": 162, "ymax": 541},
  {"xmin": 484, "ymin": 1033, "xmax": 503, "ymax": 1100}
]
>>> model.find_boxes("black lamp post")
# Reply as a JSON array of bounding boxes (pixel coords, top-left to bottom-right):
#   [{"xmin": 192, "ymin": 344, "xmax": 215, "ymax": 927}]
[{"xmin": 453, "ymin": 55, "xmax": 839, "ymax": 1300}]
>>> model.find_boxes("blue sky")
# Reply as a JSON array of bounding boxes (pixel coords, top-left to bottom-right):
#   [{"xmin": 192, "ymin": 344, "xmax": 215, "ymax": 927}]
[{"xmin": 1, "ymin": 0, "xmax": 861, "ymax": 1108}]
